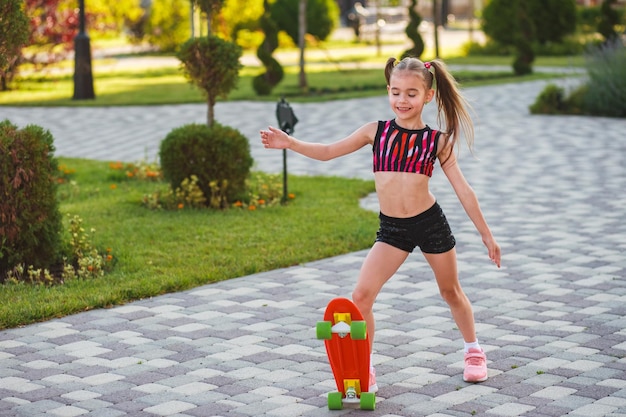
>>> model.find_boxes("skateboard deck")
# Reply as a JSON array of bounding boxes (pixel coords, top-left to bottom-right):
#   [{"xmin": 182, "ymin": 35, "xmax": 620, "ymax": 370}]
[{"xmin": 316, "ymin": 297, "xmax": 376, "ymax": 410}]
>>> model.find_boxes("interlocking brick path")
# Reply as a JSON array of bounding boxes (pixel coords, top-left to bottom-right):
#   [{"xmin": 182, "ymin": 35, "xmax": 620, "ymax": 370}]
[{"xmin": 1, "ymin": 78, "xmax": 625, "ymax": 416}]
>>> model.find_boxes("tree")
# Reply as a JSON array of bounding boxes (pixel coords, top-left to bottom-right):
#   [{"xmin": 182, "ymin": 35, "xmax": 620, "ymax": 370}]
[
  {"xmin": 402, "ymin": 0, "xmax": 424, "ymax": 59},
  {"xmin": 88, "ymin": 0, "xmax": 145, "ymax": 38},
  {"xmin": 482, "ymin": 0, "xmax": 578, "ymax": 75},
  {"xmin": 298, "ymin": 0, "xmax": 307, "ymax": 90},
  {"xmin": 0, "ymin": 0, "xmax": 29, "ymax": 91},
  {"xmin": 511, "ymin": 1, "xmax": 534, "ymax": 76},
  {"xmin": 527, "ymin": 0, "xmax": 576, "ymax": 45},
  {"xmin": 270, "ymin": 0, "xmax": 338, "ymax": 44},
  {"xmin": 253, "ymin": 0, "xmax": 283, "ymax": 95},
  {"xmin": 482, "ymin": 0, "xmax": 534, "ymax": 75},
  {"xmin": 271, "ymin": 0, "xmax": 337, "ymax": 92},
  {"xmin": 193, "ymin": 0, "xmax": 225, "ymax": 34},
  {"xmin": 218, "ymin": 0, "xmax": 264, "ymax": 43},
  {"xmin": 177, "ymin": 36, "xmax": 242, "ymax": 126},
  {"xmin": 23, "ymin": 0, "xmax": 80, "ymax": 67},
  {"xmin": 169, "ymin": 2, "xmax": 251, "ymax": 209},
  {"xmin": 598, "ymin": 0, "xmax": 621, "ymax": 42},
  {"xmin": 145, "ymin": 0, "xmax": 191, "ymax": 52}
]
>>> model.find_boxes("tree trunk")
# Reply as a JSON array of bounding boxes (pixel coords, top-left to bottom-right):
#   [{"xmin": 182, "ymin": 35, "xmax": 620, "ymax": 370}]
[
  {"xmin": 298, "ymin": 0, "xmax": 307, "ymax": 91},
  {"xmin": 207, "ymin": 96, "xmax": 215, "ymax": 126},
  {"xmin": 375, "ymin": 0, "xmax": 382, "ymax": 56},
  {"xmin": 190, "ymin": 0, "xmax": 195, "ymax": 38},
  {"xmin": 433, "ymin": 0, "xmax": 440, "ymax": 58},
  {"xmin": 469, "ymin": 0, "xmax": 474, "ymax": 42}
]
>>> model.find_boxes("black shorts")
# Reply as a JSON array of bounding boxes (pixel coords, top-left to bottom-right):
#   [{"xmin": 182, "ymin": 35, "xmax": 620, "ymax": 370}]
[{"xmin": 375, "ymin": 202, "xmax": 456, "ymax": 254}]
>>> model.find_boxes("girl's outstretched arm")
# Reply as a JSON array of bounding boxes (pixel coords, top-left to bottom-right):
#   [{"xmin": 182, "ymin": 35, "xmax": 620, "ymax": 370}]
[
  {"xmin": 260, "ymin": 123, "xmax": 377, "ymax": 161},
  {"xmin": 440, "ymin": 148, "xmax": 502, "ymax": 268}
]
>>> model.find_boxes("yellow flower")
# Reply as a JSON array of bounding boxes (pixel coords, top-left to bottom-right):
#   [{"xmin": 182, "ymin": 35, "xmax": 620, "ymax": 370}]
[{"xmin": 110, "ymin": 184, "xmax": 117, "ymax": 190}]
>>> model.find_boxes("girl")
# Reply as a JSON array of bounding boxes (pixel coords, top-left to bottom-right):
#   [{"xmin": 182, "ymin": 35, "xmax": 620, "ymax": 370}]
[{"xmin": 260, "ymin": 57, "xmax": 501, "ymax": 389}]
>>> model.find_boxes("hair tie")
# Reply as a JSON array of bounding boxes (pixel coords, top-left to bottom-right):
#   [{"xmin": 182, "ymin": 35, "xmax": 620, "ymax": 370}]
[{"xmin": 424, "ymin": 62, "xmax": 431, "ymax": 69}]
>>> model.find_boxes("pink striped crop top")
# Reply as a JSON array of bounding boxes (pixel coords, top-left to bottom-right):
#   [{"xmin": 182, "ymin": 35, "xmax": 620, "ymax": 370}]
[{"xmin": 373, "ymin": 120, "xmax": 441, "ymax": 177}]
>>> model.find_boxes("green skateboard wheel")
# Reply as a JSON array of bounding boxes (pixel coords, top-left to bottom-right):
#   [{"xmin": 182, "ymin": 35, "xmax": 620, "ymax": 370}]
[
  {"xmin": 328, "ymin": 391, "xmax": 343, "ymax": 409},
  {"xmin": 350, "ymin": 320, "xmax": 367, "ymax": 340},
  {"xmin": 360, "ymin": 392, "xmax": 376, "ymax": 410},
  {"xmin": 316, "ymin": 321, "xmax": 332, "ymax": 339}
]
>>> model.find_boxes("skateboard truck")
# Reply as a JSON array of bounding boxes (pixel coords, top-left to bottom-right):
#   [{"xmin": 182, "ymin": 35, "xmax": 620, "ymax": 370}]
[
  {"xmin": 332, "ymin": 313, "xmax": 352, "ymax": 337},
  {"xmin": 343, "ymin": 379, "xmax": 361, "ymax": 404},
  {"xmin": 331, "ymin": 321, "xmax": 351, "ymax": 338}
]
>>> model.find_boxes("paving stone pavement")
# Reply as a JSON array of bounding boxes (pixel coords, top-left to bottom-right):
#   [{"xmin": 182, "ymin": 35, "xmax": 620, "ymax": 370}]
[{"xmin": 1, "ymin": 77, "xmax": 626, "ymax": 417}]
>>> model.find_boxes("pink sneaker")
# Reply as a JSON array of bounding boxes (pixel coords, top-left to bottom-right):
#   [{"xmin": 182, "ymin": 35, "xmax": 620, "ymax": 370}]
[
  {"xmin": 463, "ymin": 348, "xmax": 488, "ymax": 382},
  {"xmin": 368, "ymin": 366, "xmax": 378, "ymax": 392}
]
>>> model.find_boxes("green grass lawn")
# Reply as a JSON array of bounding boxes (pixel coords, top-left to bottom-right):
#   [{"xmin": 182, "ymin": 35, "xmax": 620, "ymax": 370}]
[{"xmin": 0, "ymin": 158, "xmax": 377, "ymax": 329}]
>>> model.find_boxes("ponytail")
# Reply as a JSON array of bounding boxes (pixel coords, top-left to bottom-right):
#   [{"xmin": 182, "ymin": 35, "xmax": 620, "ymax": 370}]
[
  {"xmin": 384, "ymin": 57, "xmax": 396, "ymax": 85},
  {"xmin": 429, "ymin": 59, "xmax": 474, "ymax": 155}
]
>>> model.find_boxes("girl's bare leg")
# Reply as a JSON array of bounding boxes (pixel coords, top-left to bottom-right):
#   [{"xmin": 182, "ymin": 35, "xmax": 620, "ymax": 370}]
[
  {"xmin": 352, "ymin": 242, "xmax": 409, "ymax": 352},
  {"xmin": 423, "ymin": 248, "xmax": 477, "ymax": 343}
]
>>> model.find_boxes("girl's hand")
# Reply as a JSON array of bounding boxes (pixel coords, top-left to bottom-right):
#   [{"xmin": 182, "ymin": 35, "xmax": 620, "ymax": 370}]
[
  {"xmin": 483, "ymin": 235, "xmax": 501, "ymax": 268},
  {"xmin": 260, "ymin": 126, "xmax": 291, "ymax": 149}
]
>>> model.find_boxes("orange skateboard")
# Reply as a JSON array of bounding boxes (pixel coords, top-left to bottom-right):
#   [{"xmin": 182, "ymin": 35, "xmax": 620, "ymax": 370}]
[{"xmin": 316, "ymin": 297, "xmax": 376, "ymax": 410}]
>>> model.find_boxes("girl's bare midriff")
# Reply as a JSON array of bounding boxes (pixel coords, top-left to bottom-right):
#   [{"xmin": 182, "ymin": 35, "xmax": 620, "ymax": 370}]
[{"xmin": 374, "ymin": 171, "xmax": 436, "ymax": 218}]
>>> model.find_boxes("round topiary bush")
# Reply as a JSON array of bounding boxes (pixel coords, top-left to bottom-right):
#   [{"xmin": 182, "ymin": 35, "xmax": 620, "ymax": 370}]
[
  {"xmin": 159, "ymin": 123, "xmax": 254, "ymax": 207},
  {"xmin": 0, "ymin": 120, "xmax": 62, "ymax": 278}
]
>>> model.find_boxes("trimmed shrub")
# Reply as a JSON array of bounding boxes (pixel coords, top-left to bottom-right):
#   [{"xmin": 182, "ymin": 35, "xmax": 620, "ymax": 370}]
[
  {"xmin": 566, "ymin": 85, "xmax": 589, "ymax": 115},
  {"xmin": 159, "ymin": 123, "xmax": 254, "ymax": 207},
  {"xmin": 530, "ymin": 83, "xmax": 590, "ymax": 116},
  {"xmin": 529, "ymin": 84, "xmax": 567, "ymax": 114},
  {"xmin": 530, "ymin": 40, "xmax": 625, "ymax": 118},
  {"xmin": 0, "ymin": 120, "xmax": 62, "ymax": 277}
]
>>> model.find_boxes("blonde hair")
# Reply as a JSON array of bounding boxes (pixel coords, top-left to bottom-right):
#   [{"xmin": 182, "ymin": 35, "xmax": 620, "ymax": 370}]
[{"xmin": 385, "ymin": 57, "xmax": 474, "ymax": 157}]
